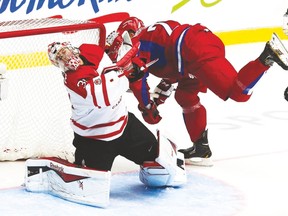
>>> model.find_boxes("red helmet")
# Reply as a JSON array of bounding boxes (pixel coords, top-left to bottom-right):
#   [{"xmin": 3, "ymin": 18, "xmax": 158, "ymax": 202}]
[{"xmin": 117, "ymin": 17, "xmax": 145, "ymax": 35}]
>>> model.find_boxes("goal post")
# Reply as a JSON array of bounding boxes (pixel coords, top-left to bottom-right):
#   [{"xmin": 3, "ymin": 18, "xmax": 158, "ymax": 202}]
[{"xmin": 0, "ymin": 17, "xmax": 106, "ymax": 161}]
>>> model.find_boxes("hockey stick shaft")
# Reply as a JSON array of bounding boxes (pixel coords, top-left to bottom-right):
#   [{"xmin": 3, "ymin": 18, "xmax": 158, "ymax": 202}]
[{"xmin": 126, "ymin": 89, "xmax": 159, "ymax": 98}]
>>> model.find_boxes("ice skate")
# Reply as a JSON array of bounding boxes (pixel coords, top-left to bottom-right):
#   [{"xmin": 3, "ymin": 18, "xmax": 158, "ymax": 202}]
[
  {"xmin": 259, "ymin": 33, "xmax": 288, "ymax": 70},
  {"xmin": 178, "ymin": 130, "xmax": 213, "ymax": 167}
]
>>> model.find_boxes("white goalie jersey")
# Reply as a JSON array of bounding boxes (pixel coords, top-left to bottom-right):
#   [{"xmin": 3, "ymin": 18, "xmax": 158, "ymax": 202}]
[{"xmin": 63, "ymin": 44, "xmax": 129, "ymax": 141}]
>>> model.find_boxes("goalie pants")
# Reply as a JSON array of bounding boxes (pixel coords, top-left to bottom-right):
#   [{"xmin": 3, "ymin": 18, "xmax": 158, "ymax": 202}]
[{"xmin": 73, "ymin": 112, "xmax": 158, "ymax": 170}]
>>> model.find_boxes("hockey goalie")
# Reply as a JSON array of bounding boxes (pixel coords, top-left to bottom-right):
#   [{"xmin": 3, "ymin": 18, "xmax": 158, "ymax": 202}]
[{"xmin": 24, "ymin": 27, "xmax": 187, "ymax": 208}]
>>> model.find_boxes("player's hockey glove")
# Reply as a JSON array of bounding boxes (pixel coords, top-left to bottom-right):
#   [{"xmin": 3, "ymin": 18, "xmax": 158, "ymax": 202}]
[
  {"xmin": 284, "ymin": 86, "xmax": 288, "ymax": 101},
  {"xmin": 126, "ymin": 57, "xmax": 147, "ymax": 82},
  {"xmin": 153, "ymin": 79, "xmax": 174, "ymax": 106},
  {"xmin": 138, "ymin": 101, "xmax": 162, "ymax": 124}
]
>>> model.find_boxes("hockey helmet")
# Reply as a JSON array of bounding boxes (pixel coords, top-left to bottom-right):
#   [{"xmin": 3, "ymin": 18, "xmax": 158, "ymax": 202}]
[
  {"xmin": 48, "ymin": 41, "xmax": 81, "ymax": 71},
  {"xmin": 117, "ymin": 17, "xmax": 145, "ymax": 37}
]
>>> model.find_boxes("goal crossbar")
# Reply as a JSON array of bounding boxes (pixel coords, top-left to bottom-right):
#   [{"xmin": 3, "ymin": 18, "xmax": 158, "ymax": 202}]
[{"xmin": 0, "ymin": 17, "xmax": 106, "ymax": 47}]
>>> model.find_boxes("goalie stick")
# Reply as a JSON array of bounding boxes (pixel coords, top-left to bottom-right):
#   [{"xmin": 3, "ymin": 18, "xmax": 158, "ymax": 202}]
[
  {"xmin": 126, "ymin": 89, "xmax": 159, "ymax": 98},
  {"xmin": 103, "ymin": 53, "xmax": 160, "ymax": 78},
  {"xmin": 126, "ymin": 86, "xmax": 176, "ymax": 99}
]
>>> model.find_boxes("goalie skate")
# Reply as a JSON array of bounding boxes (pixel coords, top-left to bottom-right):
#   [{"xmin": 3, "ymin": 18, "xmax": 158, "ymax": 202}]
[{"xmin": 268, "ymin": 33, "xmax": 288, "ymax": 70}]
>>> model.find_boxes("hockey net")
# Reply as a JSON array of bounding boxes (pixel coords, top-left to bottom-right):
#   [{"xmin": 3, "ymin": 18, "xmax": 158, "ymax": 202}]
[{"xmin": 0, "ymin": 17, "xmax": 106, "ymax": 161}]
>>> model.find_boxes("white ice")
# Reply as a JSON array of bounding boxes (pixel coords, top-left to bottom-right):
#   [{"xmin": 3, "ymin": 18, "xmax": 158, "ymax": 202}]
[{"xmin": 1, "ymin": 42, "xmax": 288, "ymax": 216}]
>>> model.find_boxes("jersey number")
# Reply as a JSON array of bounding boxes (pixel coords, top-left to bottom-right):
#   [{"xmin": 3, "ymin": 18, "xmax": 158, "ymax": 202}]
[{"xmin": 147, "ymin": 22, "xmax": 173, "ymax": 36}]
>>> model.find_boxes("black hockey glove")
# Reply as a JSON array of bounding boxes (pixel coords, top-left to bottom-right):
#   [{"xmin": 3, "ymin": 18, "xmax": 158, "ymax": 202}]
[
  {"xmin": 153, "ymin": 79, "xmax": 174, "ymax": 106},
  {"xmin": 284, "ymin": 86, "xmax": 288, "ymax": 101},
  {"xmin": 126, "ymin": 57, "xmax": 147, "ymax": 83}
]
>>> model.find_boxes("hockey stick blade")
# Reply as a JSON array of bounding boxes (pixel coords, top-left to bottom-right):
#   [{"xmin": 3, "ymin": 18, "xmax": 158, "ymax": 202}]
[{"xmin": 140, "ymin": 58, "xmax": 159, "ymax": 71}]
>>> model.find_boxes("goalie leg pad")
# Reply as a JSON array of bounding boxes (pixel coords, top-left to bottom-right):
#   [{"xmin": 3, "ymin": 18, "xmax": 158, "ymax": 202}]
[
  {"xmin": 139, "ymin": 131, "xmax": 187, "ymax": 187},
  {"xmin": 25, "ymin": 157, "xmax": 111, "ymax": 208},
  {"xmin": 139, "ymin": 161, "xmax": 170, "ymax": 187}
]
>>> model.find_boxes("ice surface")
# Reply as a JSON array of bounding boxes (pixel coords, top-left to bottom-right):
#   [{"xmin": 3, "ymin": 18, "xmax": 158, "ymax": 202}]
[{"xmin": 0, "ymin": 171, "xmax": 243, "ymax": 216}]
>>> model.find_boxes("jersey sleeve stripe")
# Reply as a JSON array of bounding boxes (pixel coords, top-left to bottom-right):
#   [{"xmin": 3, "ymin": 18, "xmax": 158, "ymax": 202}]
[
  {"xmin": 101, "ymin": 73, "xmax": 110, "ymax": 106},
  {"xmin": 86, "ymin": 115, "xmax": 128, "ymax": 139},
  {"xmin": 89, "ymin": 79, "xmax": 99, "ymax": 107}
]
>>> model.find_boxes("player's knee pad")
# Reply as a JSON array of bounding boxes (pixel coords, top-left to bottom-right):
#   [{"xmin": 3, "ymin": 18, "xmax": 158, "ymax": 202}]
[
  {"xmin": 25, "ymin": 157, "xmax": 111, "ymax": 208},
  {"xmin": 139, "ymin": 131, "xmax": 187, "ymax": 187},
  {"xmin": 228, "ymin": 78, "xmax": 255, "ymax": 102},
  {"xmin": 229, "ymin": 86, "xmax": 252, "ymax": 102},
  {"xmin": 175, "ymin": 88, "xmax": 200, "ymax": 108}
]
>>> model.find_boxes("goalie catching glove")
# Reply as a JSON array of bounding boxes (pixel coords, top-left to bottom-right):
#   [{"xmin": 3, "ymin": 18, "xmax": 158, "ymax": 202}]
[
  {"xmin": 138, "ymin": 100, "xmax": 162, "ymax": 124},
  {"xmin": 105, "ymin": 30, "xmax": 148, "ymax": 82},
  {"xmin": 153, "ymin": 79, "xmax": 174, "ymax": 106},
  {"xmin": 110, "ymin": 39, "xmax": 148, "ymax": 82},
  {"xmin": 105, "ymin": 31, "xmax": 123, "ymax": 63}
]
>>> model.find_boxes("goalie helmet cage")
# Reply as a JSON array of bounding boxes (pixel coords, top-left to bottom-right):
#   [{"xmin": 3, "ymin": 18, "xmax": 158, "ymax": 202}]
[{"xmin": 0, "ymin": 17, "xmax": 106, "ymax": 161}]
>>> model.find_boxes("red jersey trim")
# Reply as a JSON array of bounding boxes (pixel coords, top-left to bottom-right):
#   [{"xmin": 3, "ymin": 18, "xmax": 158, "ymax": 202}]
[
  {"xmin": 86, "ymin": 115, "xmax": 128, "ymax": 139},
  {"xmin": 101, "ymin": 73, "xmax": 110, "ymax": 106},
  {"xmin": 71, "ymin": 115, "xmax": 127, "ymax": 130},
  {"xmin": 89, "ymin": 79, "xmax": 99, "ymax": 107}
]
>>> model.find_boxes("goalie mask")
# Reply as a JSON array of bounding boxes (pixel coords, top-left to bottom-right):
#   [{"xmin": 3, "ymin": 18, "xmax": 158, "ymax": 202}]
[
  {"xmin": 48, "ymin": 42, "xmax": 81, "ymax": 71},
  {"xmin": 117, "ymin": 17, "xmax": 145, "ymax": 37}
]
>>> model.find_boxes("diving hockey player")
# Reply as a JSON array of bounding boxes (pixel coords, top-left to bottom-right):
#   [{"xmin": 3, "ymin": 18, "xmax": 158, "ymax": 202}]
[{"xmin": 114, "ymin": 17, "xmax": 288, "ymax": 167}]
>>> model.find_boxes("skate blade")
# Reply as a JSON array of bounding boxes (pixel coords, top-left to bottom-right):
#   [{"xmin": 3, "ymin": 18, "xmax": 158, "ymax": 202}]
[
  {"xmin": 270, "ymin": 33, "xmax": 288, "ymax": 68},
  {"xmin": 185, "ymin": 157, "xmax": 213, "ymax": 167}
]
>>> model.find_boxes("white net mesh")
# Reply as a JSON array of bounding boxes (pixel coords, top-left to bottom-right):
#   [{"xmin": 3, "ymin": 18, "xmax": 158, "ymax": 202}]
[
  {"xmin": 0, "ymin": 18, "xmax": 88, "ymax": 32},
  {"xmin": 0, "ymin": 18, "xmax": 105, "ymax": 161}
]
